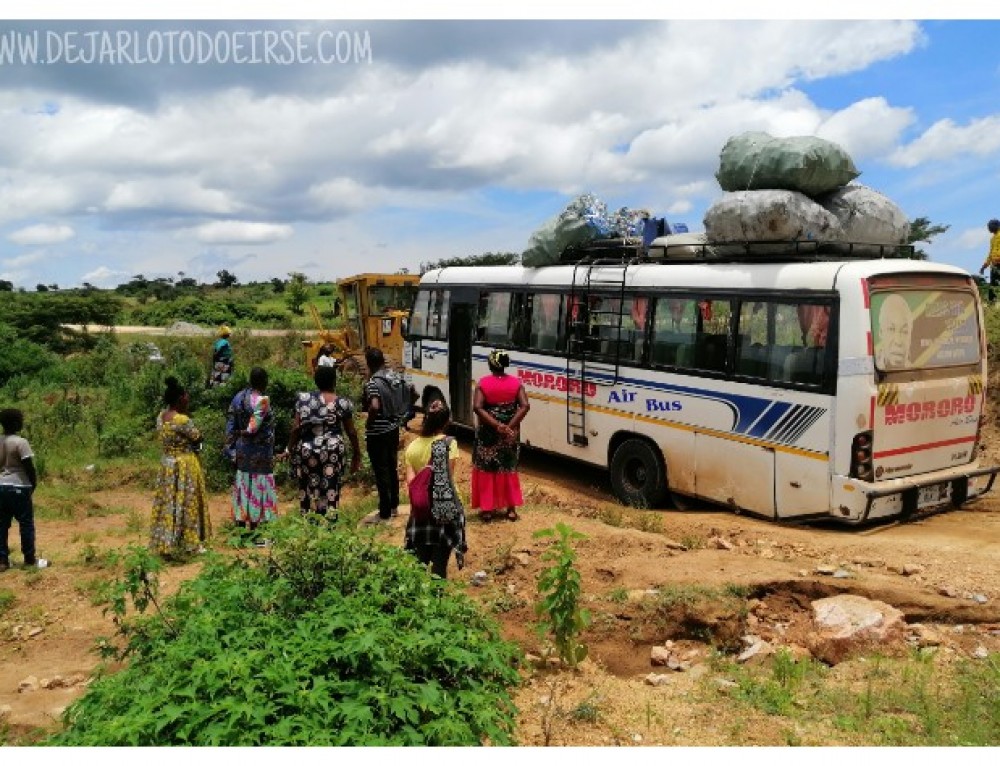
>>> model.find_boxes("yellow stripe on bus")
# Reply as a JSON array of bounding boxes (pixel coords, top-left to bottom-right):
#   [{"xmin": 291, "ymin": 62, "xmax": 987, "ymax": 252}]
[
  {"xmin": 409, "ymin": 371, "xmax": 828, "ymax": 462},
  {"xmin": 523, "ymin": 390, "xmax": 828, "ymax": 462}
]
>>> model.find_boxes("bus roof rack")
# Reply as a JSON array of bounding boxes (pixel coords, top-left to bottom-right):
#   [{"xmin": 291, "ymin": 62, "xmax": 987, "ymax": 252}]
[
  {"xmin": 559, "ymin": 237, "xmax": 646, "ymax": 264},
  {"xmin": 556, "ymin": 238, "xmax": 916, "ymax": 265},
  {"xmin": 661, "ymin": 240, "xmax": 916, "ymax": 262}
]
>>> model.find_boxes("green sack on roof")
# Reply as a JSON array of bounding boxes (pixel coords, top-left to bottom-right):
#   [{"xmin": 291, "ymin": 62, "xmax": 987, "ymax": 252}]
[{"xmin": 716, "ymin": 132, "xmax": 860, "ymax": 198}]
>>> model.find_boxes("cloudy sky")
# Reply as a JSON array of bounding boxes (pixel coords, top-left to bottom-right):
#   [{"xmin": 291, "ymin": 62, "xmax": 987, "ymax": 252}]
[{"xmin": 2, "ymin": 8, "xmax": 1000, "ymax": 289}]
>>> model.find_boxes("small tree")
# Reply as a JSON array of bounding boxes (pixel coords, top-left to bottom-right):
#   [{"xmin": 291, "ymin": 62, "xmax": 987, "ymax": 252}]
[
  {"xmin": 419, "ymin": 251, "xmax": 520, "ymax": 274},
  {"xmin": 906, "ymin": 216, "xmax": 950, "ymax": 261},
  {"xmin": 215, "ymin": 269, "xmax": 239, "ymax": 288},
  {"xmin": 285, "ymin": 272, "xmax": 310, "ymax": 315},
  {"xmin": 533, "ymin": 522, "xmax": 590, "ymax": 669}
]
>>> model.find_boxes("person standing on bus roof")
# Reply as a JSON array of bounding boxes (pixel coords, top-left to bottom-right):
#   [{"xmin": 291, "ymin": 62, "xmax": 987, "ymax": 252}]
[
  {"xmin": 471, "ymin": 349, "xmax": 530, "ymax": 522},
  {"xmin": 979, "ymin": 219, "xmax": 1000, "ymax": 291}
]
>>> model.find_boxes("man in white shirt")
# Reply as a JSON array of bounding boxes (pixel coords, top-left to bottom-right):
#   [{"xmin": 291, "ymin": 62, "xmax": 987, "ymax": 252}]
[{"xmin": 0, "ymin": 408, "xmax": 44, "ymax": 570}]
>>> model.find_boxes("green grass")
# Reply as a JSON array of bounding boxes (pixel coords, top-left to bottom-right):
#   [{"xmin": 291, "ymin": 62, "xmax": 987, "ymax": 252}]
[
  {"xmin": 680, "ymin": 534, "xmax": 706, "ymax": 550},
  {"xmin": 73, "ymin": 576, "xmax": 111, "ymax": 606},
  {"xmin": 604, "ymin": 586, "xmax": 629, "ymax": 604},
  {"xmin": 85, "ymin": 504, "xmax": 130, "ymax": 518},
  {"xmin": 0, "ymin": 588, "xmax": 15, "ymax": 615},
  {"xmin": 633, "ymin": 513, "xmax": 664, "ymax": 533},
  {"xmin": 708, "ymin": 648, "xmax": 1000, "ymax": 746}
]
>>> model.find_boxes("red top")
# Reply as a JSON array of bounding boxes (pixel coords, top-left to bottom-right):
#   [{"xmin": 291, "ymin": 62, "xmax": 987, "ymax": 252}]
[{"xmin": 478, "ymin": 373, "xmax": 522, "ymax": 405}]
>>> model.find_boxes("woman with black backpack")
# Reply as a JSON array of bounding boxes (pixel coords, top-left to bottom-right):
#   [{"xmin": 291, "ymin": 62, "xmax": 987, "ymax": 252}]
[{"xmin": 403, "ymin": 400, "xmax": 467, "ymax": 579}]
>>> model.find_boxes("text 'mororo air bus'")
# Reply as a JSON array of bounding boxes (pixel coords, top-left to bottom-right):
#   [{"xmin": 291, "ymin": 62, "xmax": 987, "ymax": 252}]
[{"xmin": 402, "ymin": 237, "xmax": 999, "ymax": 524}]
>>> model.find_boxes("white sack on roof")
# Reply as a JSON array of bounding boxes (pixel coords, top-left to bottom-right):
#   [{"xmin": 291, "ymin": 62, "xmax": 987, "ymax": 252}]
[
  {"xmin": 703, "ymin": 190, "xmax": 844, "ymax": 244},
  {"xmin": 817, "ymin": 184, "xmax": 910, "ymax": 254}
]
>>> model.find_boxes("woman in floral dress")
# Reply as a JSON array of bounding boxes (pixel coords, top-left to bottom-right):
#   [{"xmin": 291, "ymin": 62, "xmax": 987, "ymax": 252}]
[
  {"xmin": 150, "ymin": 377, "xmax": 211, "ymax": 558},
  {"xmin": 288, "ymin": 365, "xmax": 361, "ymax": 520},
  {"xmin": 225, "ymin": 367, "xmax": 279, "ymax": 537}
]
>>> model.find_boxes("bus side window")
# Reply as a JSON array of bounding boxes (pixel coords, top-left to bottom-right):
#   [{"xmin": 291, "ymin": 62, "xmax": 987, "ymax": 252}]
[
  {"xmin": 772, "ymin": 301, "xmax": 830, "ymax": 385},
  {"xmin": 510, "ymin": 293, "xmax": 529, "ymax": 348},
  {"xmin": 651, "ymin": 296, "xmax": 696, "ymax": 368},
  {"xmin": 408, "ymin": 289, "xmax": 432, "ymax": 337},
  {"xmin": 735, "ymin": 301, "xmax": 769, "ymax": 378},
  {"xmin": 529, "ymin": 293, "xmax": 564, "ymax": 351},
  {"xmin": 414, "ymin": 288, "xmax": 449, "ymax": 340},
  {"xmin": 784, "ymin": 346, "xmax": 825, "ymax": 385},
  {"xmin": 477, "ymin": 291, "xmax": 514, "ymax": 345},
  {"xmin": 692, "ymin": 298, "xmax": 732, "ymax": 373},
  {"xmin": 438, "ymin": 291, "xmax": 451, "ymax": 340}
]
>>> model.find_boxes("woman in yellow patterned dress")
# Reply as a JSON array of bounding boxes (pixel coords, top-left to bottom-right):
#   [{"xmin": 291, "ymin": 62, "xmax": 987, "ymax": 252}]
[{"xmin": 149, "ymin": 377, "xmax": 211, "ymax": 558}]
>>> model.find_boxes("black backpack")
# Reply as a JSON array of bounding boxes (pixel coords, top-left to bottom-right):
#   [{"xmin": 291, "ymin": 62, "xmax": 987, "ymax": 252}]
[{"xmin": 371, "ymin": 370, "xmax": 412, "ymax": 428}]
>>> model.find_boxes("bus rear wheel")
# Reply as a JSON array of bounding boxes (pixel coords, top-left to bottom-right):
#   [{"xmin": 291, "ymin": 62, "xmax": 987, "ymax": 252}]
[{"xmin": 610, "ymin": 438, "xmax": 668, "ymax": 509}]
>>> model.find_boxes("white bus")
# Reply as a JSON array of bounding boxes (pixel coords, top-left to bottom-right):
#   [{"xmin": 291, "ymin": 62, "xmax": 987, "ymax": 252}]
[{"xmin": 402, "ymin": 240, "xmax": 999, "ymax": 523}]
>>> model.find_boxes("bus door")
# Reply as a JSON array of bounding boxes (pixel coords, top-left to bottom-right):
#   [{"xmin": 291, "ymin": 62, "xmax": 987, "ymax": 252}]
[
  {"xmin": 448, "ymin": 288, "xmax": 478, "ymax": 426},
  {"xmin": 869, "ymin": 280, "xmax": 983, "ymax": 500}
]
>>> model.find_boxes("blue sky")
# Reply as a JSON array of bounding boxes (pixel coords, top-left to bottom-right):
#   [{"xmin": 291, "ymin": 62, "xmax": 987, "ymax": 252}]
[{"xmin": 1, "ymin": 6, "xmax": 1000, "ymax": 289}]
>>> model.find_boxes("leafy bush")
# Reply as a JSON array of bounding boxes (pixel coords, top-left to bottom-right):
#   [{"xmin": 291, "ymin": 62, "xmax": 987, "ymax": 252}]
[
  {"xmin": 97, "ymin": 413, "xmax": 148, "ymax": 458},
  {"xmin": 0, "ymin": 324, "xmax": 58, "ymax": 387},
  {"xmin": 50, "ymin": 518, "xmax": 522, "ymax": 746}
]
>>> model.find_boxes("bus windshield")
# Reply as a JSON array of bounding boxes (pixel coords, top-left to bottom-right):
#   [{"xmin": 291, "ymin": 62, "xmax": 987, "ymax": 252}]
[{"xmin": 870, "ymin": 284, "xmax": 980, "ymax": 372}]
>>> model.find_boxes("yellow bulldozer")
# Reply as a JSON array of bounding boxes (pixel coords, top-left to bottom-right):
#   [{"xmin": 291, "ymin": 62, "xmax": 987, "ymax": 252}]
[{"xmin": 303, "ymin": 272, "xmax": 420, "ymax": 375}]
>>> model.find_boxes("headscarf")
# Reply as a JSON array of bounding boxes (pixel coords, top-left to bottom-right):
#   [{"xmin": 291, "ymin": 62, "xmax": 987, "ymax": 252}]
[{"xmin": 488, "ymin": 349, "xmax": 509, "ymax": 371}]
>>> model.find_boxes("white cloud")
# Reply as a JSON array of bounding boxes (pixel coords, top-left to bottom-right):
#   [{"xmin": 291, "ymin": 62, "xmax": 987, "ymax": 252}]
[
  {"xmin": 306, "ymin": 177, "xmax": 380, "ymax": 216},
  {"xmin": 193, "ymin": 220, "xmax": 294, "ymax": 244},
  {"xmin": 889, "ymin": 115, "xmax": 1000, "ymax": 168},
  {"xmin": 80, "ymin": 265, "xmax": 129, "ymax": 286},
  {"xmin": 7, "ymin": 223, "xmax": 75, "ymax": 245},
  {"xmin": 0, "ymin": 171, "xmax": 85, "ymax": 225},
  {"xmin": 816, "ymin": 97, "xmax": 914, "ymax": 160},
  {"xmin": 2, "ymin": 250, "xmax": 49, "ymax": 268},
  {"xmin": 105, "ymin": 179, "xmax": 239, "ymax": 215},
  {"xmin": 955, "ymin": 226, "xmax": 989, "ymax": 251}
]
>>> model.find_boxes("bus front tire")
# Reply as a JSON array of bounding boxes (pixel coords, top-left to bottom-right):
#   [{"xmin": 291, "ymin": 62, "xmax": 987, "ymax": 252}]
[{"xmin": 610, "ymin": 438, "xmax": 668, "ymax": 509}]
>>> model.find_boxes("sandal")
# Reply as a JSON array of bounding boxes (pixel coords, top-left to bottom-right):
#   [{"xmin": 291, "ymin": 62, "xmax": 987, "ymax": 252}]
[
  {"xmin": 480, "ymin": 511, "xmax": 495, "ymax": 522},
  {"xmin": 505, "ymin": 508, "xmax": 519, "ymax": 522}
]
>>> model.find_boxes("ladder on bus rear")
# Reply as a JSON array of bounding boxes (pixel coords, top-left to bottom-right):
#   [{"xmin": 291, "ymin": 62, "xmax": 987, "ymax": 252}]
[{"xmin": 565, "ymin": 259, "xmax": 629, "ymax": 447}]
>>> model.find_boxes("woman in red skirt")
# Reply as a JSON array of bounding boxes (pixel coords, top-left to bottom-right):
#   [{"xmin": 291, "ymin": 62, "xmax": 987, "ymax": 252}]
[{"xmin": 471, "ymin": 350, "xmax": 530, "ymax": 521}]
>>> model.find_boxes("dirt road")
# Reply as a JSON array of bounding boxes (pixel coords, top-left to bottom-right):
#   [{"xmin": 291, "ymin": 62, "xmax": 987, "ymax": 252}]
[
  {"xmin": 2, "ymin": 432, "xmax": 999, "ymax": 745},
  {"xmin": 61, "ymin": 324, "xmax": 308, "ymax": 337}
]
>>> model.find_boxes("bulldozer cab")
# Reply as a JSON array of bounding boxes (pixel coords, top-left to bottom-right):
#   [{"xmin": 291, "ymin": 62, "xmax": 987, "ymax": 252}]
[
  {"xmin": 303, "ymin": 273, "xmax": 419, "ymax": 374},
  {"xmin": 338, "ymin": 273, "xmax": 420, "ymax": 367}
]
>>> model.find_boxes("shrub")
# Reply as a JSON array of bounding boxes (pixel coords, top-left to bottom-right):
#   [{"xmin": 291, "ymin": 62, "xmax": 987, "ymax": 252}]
[
  {"xmin": 533, "ymin": 522, "xmax": 590, "ymax": 668},
  {"xmin": 0, "ymin": 324, "xmax": 58, "ymax": 387},
  {"xmin": 50, "ymin": 517, "xmax": 522, "ymax": 746},
  {"xmin": 96, "ymin": 413, "xmax": 148, "ymax": 458}
]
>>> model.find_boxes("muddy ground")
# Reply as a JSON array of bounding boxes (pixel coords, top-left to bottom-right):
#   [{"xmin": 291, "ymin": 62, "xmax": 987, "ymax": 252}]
[{"xmin": 2, "ymin": 424, "xmax": 1000, "ymax": 746}]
